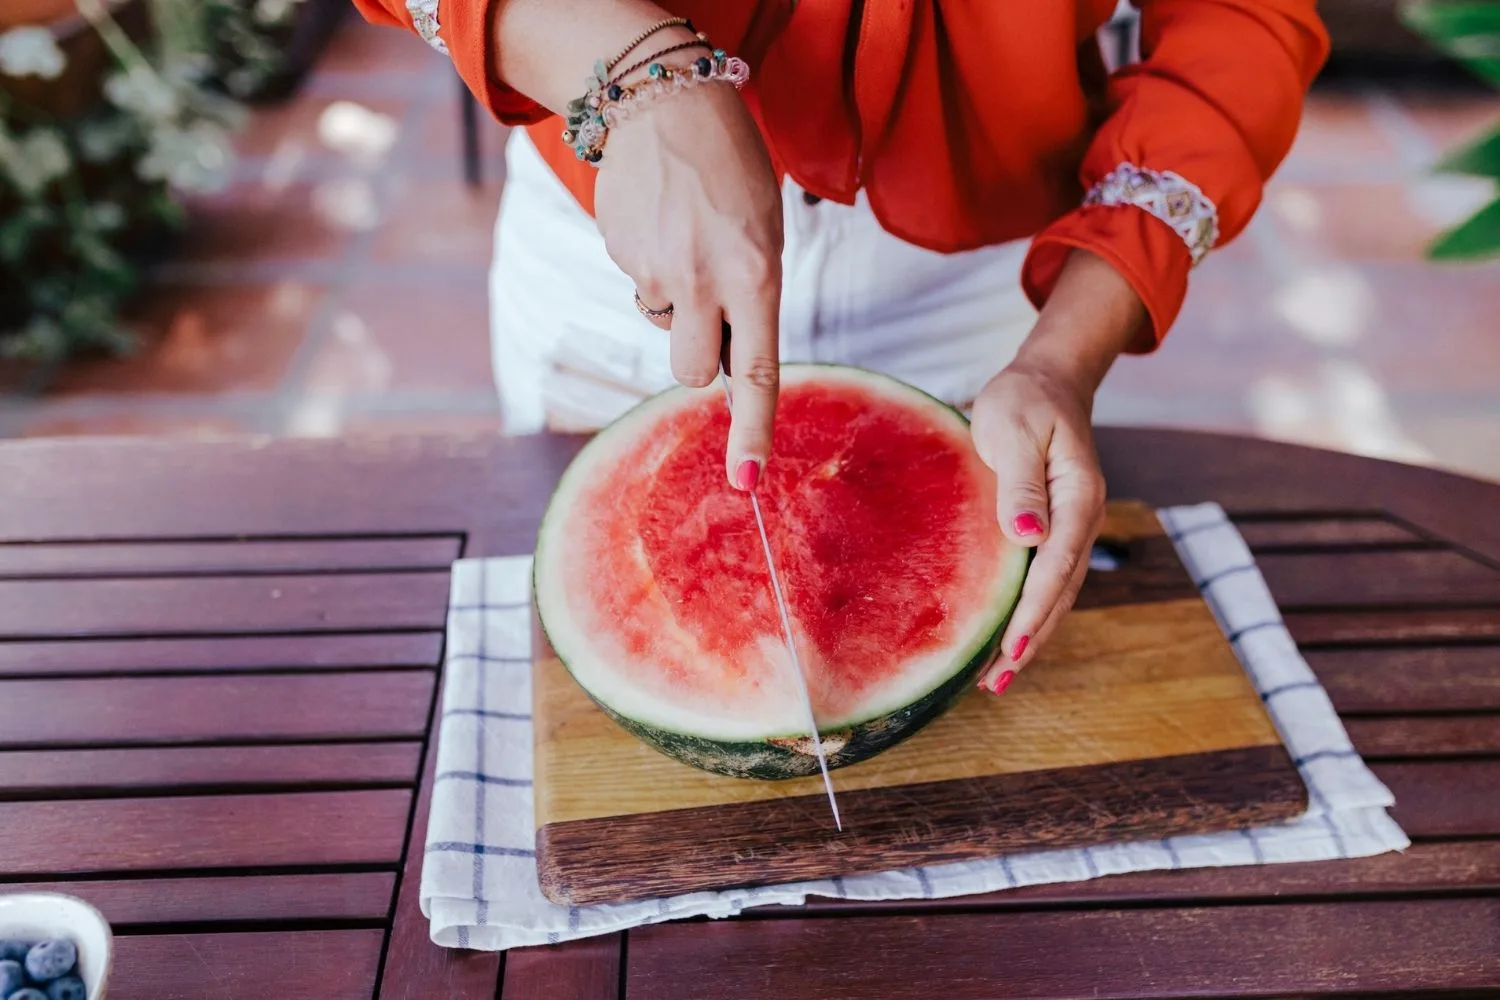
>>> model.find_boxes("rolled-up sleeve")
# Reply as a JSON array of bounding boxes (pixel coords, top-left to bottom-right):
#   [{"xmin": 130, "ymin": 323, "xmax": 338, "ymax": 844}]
[
  {"xmin": 1020, "ymin": 0, "xmax": 1329, "ymax": 350},
  {"xmin": 351, "ymin": 0, "xmax": 552, "ymax": 125}
]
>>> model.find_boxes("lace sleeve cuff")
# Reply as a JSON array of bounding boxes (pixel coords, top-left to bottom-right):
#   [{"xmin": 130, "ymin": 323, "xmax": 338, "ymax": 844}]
[
  {"xmin": 407, "ymin": 0, "xmax": 449, "ymax": 54},
  {"xmin": 1083, "ymin": 164, "xmax": 1219, "ymax": 266}
]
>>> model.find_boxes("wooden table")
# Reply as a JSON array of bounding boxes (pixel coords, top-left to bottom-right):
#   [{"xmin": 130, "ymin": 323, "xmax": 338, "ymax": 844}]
[{"xmin": 0, "ymin": 428, "xmax": 1496, "ymax": 999}]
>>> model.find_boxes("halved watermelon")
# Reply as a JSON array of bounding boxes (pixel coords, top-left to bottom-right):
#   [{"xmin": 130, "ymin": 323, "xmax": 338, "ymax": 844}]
[{"xmin": 534, "ymin": 364, "xmax": 1030, "ymax": 779}]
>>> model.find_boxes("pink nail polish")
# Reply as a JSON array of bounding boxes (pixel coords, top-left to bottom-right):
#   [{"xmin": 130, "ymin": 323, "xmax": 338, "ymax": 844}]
[
  {"xmin": 735, "ymin": 460, "xmax": 760, "ymax": 492},
  {"xmin": 1013, "ymin": 512, "xmax": 1044, "ymax": 537},
  {"xmin": 991, "ymin": 669, "xmax": 1016, "ymax": 695},
  {"xmin": 1011, "ymin": 635, "xmax": 1030, "ymax": 663}
]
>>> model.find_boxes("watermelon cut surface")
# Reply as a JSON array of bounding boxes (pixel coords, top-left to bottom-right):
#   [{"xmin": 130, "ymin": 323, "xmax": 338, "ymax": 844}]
[{"xmin": 534, "ymin": 365, "xmax": 1030, "ymax": 779}]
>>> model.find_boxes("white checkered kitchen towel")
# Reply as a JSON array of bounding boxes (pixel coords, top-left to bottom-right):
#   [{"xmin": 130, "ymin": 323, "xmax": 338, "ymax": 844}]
[{"xmin": 419, "ymin": 503, "xmax": 1409, "ymax": 950}]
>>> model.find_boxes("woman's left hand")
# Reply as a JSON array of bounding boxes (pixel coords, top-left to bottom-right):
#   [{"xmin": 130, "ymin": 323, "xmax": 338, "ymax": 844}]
[
  {"xmin": 969, "ymin": 249, "xmax": 1149, "ymax": 694},
  {"xmin": 971, "ymin": 358, "xmax": 1106, "ymax": 694}
]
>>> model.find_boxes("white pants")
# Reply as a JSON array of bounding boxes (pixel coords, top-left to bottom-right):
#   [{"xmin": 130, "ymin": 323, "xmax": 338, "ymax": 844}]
[{"xmin": 489, "ymin": 130, "xmax": 1038, "ymax": 433}]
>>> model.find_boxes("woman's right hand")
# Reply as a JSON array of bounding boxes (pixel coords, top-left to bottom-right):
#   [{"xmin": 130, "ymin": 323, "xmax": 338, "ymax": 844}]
[{"xmin": 592, "ymin": 73, "xmax": 785, "ymax": 492}]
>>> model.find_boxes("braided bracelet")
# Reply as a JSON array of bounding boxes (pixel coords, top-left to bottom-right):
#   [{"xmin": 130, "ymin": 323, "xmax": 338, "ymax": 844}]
[
  {"xmin": 603, "ymin": 17, "xmax": 693, "ymax": 76},
  {"xmin": 563, "ymin": 46, "xmax": 750, "ymax": 165}
]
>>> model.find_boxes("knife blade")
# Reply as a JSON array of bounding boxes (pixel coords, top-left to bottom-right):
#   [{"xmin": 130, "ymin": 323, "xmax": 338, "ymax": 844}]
[{"xmin": 719, "ymin": 370, "xmax": 843, "ymax": 832}]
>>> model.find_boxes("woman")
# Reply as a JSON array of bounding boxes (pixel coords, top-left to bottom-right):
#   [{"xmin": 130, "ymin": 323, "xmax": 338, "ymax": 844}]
[{"xmin": 354, "ymin": 0, "xmax": 1328, "ymax": 690}]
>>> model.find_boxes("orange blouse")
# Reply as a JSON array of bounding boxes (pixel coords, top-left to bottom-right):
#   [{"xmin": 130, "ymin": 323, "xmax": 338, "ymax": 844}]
[{"xmin": 354, "ymin": 0, "xmax": 1328, "ymax": 349}]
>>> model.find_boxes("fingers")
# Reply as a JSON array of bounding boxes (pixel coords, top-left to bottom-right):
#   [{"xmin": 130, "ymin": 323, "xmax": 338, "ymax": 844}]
[
  {"xmin": 979, "ymin": 429, "xmax": 1106, "ymax": 695},
  {"xmin": 722, "ymin": 278, "xmax": 781, "ymax": 491},
  {"xmin": 633, "ymin": 286, "xmax": 675, "ymax": 332},
  {"xmin": 978, "ymin": 420, "xmax": 1053, "ymax": 549},
  {"xmin": 667, "ymin": 296, "xmax": 723, "ymax": 389}
]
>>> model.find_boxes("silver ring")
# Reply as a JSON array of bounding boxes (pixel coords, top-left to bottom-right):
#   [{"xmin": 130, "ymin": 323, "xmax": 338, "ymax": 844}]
[{"xmin": 634, "ymin": 291, "xmax": 674, "ymax": 321}]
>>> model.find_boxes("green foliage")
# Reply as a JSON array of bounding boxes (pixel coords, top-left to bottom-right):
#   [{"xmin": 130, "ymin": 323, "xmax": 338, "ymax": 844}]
[
  {"xmin": 1401, "ymin": 0, "xmax": 1500, "ymax": 261},
  {"xmin": 197, "ymin": 0, "xmax": 309, "ymax": 100},
  {"xmin": 0, "ymin": 3, "xmax": 244, "ymax": 365}
]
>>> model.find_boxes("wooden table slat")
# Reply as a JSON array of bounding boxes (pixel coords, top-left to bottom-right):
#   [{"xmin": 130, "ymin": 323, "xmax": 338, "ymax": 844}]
[
  {"xmin": 1234, "ymin": 517, "xmax": 1427, "ymax": 550},
  {"xmin": 0, "ymin": 572, "xmax": 451, "ymax": 637},
  {"xmin": 1260, "ymin": 549, "xmax": 1500, "ymax": 608},
  {"xmin": 0, "ymin": 632, "xmax": 445, "ymax": 677},
  {"xmin": 0, "ymin": 872, "xmax": 396, "ymax": 924},
  {"xmin": 502, "ymin": 936, "xmax": 622, "ymax": 1000},
  {"xmin": 1346, "ymin": 715, "xmax": 1500, "ymax": 758},
  {"xmin": 0, "ymin": 672, "xmax": 435, "ymax": 746},
  {"xmin": 0, "ymin": 536, "xmax": 462, "ymax": 578},
  {"xmin": 0, "ymin": 790, "xmax": 412, "ymax": 873},
  {"xmin": 1286, "ymin": 607, "xmax": 1500, "ymax": 645},
  {"xmin": 378, "ymin": 666, "xmax": 503, "ymax": 999},
  {"xmin": 1377, "ymin": 761, "xmax": 1500, "ymax": 838},
  {"xmin": 800, "ymin": 841, "xmax": 1500, "ymax": 912},
  {"xmin": 1311, "ymin": 646, "xmax": 1500, "ymax": 713},
  {"xmin": 109, "ymin": 930, "xmax": 385, "ymax": 1000},
  {"xmin": 627, "ymin": 900, "xmax": 1500, "ymax": 999},
  {"xmin": 0, "ymin": 742, "xmax": 424, "ymax": 794}
]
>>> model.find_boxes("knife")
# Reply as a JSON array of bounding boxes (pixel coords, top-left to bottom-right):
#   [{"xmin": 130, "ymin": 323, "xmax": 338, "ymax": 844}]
[{"xmin": 719, "ymin": 367, "xmax": 843, "ymax": 832}]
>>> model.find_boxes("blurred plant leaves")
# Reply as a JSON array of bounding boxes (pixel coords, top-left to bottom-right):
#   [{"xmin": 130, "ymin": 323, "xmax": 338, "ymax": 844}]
[
  {"xmin": 1401, "ymin": 0, "xmax": 1500, "ymax": 260},
  {"xmin": 1433, "ymin": 124, "xmax": 1500, "ymax": 176},
  {"xmin": 1427, "ymin": 195, "xmax": 1500, "ymax": 259},
  {"xmin": 1402, "ymin": 0, "xmax": 1500, "ymax": 86}
]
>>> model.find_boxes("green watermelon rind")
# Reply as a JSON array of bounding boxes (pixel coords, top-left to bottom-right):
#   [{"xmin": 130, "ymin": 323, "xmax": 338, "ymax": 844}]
[{"xmin": 533, "ymin": 363, "xmax": 1034, "ymax": 780}]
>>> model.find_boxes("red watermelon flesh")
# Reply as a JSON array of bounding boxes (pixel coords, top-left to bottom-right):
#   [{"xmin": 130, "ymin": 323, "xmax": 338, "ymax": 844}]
[{"xmin": 534, "ymin": 365, "xmax": 1030, "ymax": 778}]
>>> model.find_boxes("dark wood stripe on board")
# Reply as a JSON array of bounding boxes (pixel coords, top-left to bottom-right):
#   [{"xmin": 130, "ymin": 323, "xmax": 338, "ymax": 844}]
[{"xmin": 537, "ymin": 746, "xmax": 1306, "ymax": 907}]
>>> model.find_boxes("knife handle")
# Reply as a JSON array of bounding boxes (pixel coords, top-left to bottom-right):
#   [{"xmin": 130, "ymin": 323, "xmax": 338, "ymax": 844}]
[{"xmin": 720, "ymin": 320, "xmax": 733, "ymax": 377}]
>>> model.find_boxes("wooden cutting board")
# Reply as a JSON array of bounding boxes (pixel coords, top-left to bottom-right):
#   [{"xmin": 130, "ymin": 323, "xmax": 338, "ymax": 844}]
[{"xmin": 532, "ymin": 501, "xmax": 1306, "ymax": 906}]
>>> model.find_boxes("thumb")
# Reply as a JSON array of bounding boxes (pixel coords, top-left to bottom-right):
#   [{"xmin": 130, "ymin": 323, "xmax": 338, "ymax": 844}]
[{"xmin": 981, "ymin": 426, "xmax": 1052, "ymax": 547}]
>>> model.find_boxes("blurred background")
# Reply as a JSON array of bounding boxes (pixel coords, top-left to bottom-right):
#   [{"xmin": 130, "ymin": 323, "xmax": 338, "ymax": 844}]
[{"xmin": 1, "ymin": 0, "xmax": 1497, "ymax": 479}]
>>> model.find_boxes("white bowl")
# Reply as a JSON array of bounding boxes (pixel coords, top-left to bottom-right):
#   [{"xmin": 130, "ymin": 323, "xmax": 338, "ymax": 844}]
[{"xmin": 0, "ymin": 893, "xmax": 112, "ymax": 999}]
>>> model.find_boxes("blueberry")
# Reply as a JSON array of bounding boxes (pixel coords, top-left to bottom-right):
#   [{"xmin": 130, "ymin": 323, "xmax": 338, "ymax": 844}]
[
  {"xmin": 46, "ymin": 978, "xmax": 86, "ymax": 1000},
  {"xmin": 8, "ymin": 990, "xmax": 49, "ymax": 1000},
  {"xmin": 23, "ymin": 940, "xmax": 75, "ymax": 983},
  {"xmin": 0, "ymin": 944, "xmax": 29, "ymax": 964},
  {"xmin": 0, "ymin": 961, "xmax": 24, "ymax": 995}
]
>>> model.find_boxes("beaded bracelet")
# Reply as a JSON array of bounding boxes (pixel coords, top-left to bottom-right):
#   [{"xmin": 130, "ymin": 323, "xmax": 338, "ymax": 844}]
[{"xmin": 563, "ymin": 45, "xmax": 750, "ymax": 165}]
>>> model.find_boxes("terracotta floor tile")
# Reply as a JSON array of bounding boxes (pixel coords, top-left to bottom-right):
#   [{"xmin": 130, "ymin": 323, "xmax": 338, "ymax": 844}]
[
  {"xmin": 1265, "ymin": 182, "xmax": 1443, "ymax": 261},
  {"xmin": 176, "ymin": 180, "xmax": 359, "ymax": 263},
  {"xmin": 369, "ymin": 174, "xmax": 503, "ymax": 267},
  {"xmin": 337, "ymin": 410, "xmax": 503, "ymax": 437},
  {"xmin": 19, "ymin": 412, "xmax": 255, "ymax": 439},
  {"xmin": 1391, "ymin": 90, "xmax": 1500, "ymax": 151},
  {"xmin": 409, "ymin": 96, "xmax": 510, "ymax": 166},
  {"xmin": 52, "ymin": 283, "xmax": 324, "ymax": 396},
  {"xmin": 300, "ymin": 279, "xmax": 494, "ymax": 394},
  {"xmin": 234, "ymin": 95, "xmax": 409, "ymax": 164},
  {"xmin": 1285, "ymin": 91, "xmax": 1399, "ymax": 171},
  {"xmin": 1358, "ymin": 263, "xmax": 1500, "ymax": 392},
  {"xmin": 1403, "ymin": 412, "xmax": 1500, "ymax": 484},
  {"xmin": 318, "ymin": 15, "xmax": 443, "ymax": 74}
]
